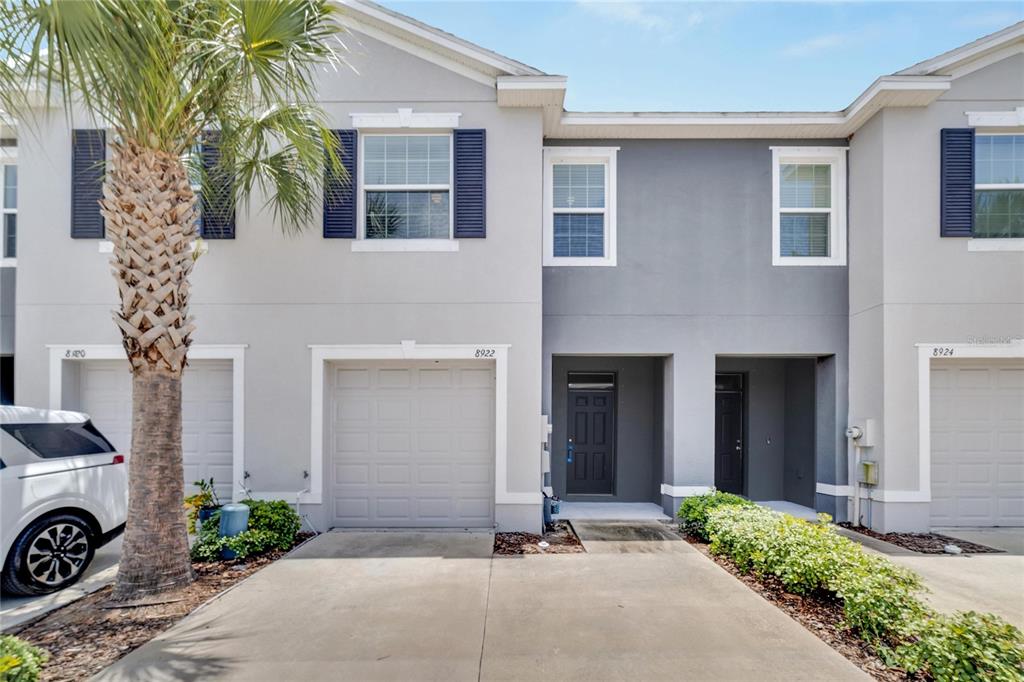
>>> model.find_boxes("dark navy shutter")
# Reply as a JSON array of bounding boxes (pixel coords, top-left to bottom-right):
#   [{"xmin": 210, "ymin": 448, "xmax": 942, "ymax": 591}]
[
  {"xmin": 940, "ymin": 128, "xmax": 975, "ymax": 237},
  {"xmin": 200, "ymin": 131, "xmax": 235, "ymax": 239},
  {"xmin": 70, "ymin": 129, "xmax": 106, "ymax": 238},
  {"xmin": 453, "ymin": 129, "xmax": 486, "ymax": 238},
  {"xmin": 323, "ymin": 129, "xmax": 356, "ymax": 238}
]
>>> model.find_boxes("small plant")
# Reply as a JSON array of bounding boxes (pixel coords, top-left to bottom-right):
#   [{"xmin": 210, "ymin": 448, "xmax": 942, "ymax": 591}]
[
  {"xmin": 886, "ymin": 611, "xmax": 1024, "ymax": 682},
  {"xmin": 189, "ymin": 499, "xmax": 301, "ymax": 562},
  {"xmin": 0, "ymin": 635, "xmax": 48, "ymax": 682},
  {"xmin": 677, "ymin": 491, "xmax": 754, "ymax": 541},
  {"xmin": 183, "ymin": 478, "xmax": 222, "ymax": 534}
]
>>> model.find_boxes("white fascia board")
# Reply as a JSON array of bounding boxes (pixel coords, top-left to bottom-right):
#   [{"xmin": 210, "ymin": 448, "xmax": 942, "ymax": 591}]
[
  {"xmin": 896, "ymin": 22, "xmax": 1024, "ymax": 76},
  {"xmin": 496, "ymin": 75, "xmax": 567, "ymax": 90}
]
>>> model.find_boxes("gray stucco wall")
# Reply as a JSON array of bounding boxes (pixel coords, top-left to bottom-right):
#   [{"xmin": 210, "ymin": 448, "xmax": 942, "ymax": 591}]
[
  {"xmin": 543, "ymin": 138, "xmax": 850, "ymax": 512},
  {"xmin": 847, "ymin": 53, "xmax": 1024, "ymax": 531},
  {"xmin": 13, "ymin": 33, "xmax": 545, "ymax": 531},
  {"xmin": 550, "ymin": 355, "xmax": 664, "ymax": 503}
]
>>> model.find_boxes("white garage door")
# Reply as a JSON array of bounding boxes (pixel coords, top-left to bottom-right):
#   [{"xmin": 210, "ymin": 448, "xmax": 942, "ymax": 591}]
[
  {"xmin": 76, "ymin": 359, "xmax": 234, "ymax": 501},
  {"xmin": 930, "ymin": 359, "xmax": 1024, "ymax": 527},
  {"xmin": 329, "ymin": 360, "xmax": 494, "ymax": 528}
]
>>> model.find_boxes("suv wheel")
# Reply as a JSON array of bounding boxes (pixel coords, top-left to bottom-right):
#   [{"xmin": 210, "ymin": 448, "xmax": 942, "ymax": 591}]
[{"xmin": 2, "ymin": 514, "xmax": 96, "ymax": 596}]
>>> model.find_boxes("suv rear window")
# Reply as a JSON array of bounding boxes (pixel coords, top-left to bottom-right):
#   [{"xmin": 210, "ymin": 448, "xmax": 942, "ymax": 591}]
[{"xmin": 1, "ymin": 420, "xmax": 117, "ymax": 458}]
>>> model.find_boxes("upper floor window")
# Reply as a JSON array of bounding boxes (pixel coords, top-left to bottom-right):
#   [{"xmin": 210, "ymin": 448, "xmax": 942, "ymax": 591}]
[
  {"xmin": 1, "ymin": 146, "xmax": 16, "ymax": 262},
  {"xmin": 543, "ymin": 147, "xmax": 618, "ymax": 266},
  {"xmin": 771, "ymin": 146, "xmax": 847, "ymax": 266},
  {"xmin": 975, "ymin": 134, "xmax": 1024, "ymax": 238},
  {"xmin": 362, "ymin": 134, "xmax": 451, "ymax": 240}
]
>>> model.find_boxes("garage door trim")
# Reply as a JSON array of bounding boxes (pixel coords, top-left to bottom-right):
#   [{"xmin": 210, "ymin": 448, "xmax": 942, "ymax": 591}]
[
  {"xmin": 47, "ymin": 343, "xmax": 246, "ymax": 501},
  {"xmin": 311, "ymin": 343, "xmax": 538, "ymax": 508},
  {"xmin": 910, "ymin": 341, "xmax": 1024, "ymax": 505}
]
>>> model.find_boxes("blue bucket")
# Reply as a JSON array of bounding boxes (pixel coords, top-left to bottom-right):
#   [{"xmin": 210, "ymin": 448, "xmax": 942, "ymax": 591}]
[{"xmin": 218, "ymin": 503, "xmax": 251, "ymax": 560}]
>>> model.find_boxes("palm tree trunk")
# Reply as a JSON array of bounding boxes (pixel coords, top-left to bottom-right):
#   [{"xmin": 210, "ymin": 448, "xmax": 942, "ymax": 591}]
[
  {"xmin": 112, "ymin": 367, "xmax": 193, "ymax": 599},
  {"xmin": 103, "ymin": 138, "xmax": 199, "ymax": 602}
]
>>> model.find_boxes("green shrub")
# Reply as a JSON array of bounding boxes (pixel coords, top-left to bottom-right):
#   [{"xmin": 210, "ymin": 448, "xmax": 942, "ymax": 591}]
[
  {"xmin": 190, "ymin": 499, "xmax": 301, "ymax": 562},
  {"xmin": 677, "ymin": 491, "xmax": 754, "ymax": 541},
  {"xmin": 703, "ymin": 505, "xmax": 1024, "ymax": 678},
  {"xmin": 706, "ymin": 505, "xmax": 926, "ymax": 641},
  {"xmin": 886, "ymin": 611, "xmax": 1024, "ymax": 682},
  {"xmin": 0, "ymin": 635, "xmax": 48, "ymax": 682}
]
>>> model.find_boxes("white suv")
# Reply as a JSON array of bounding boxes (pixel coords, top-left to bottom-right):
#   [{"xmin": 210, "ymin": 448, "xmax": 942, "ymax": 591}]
[{"xmin": 1, "ymin": 406, "xmax": 128, "ymax": 595}]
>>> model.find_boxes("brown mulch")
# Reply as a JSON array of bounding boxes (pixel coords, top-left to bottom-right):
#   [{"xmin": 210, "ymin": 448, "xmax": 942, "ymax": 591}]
[
  {"xmin": 493, "ymin": 521, "xmax": 585, "ymax": 555},
  {"xmin": 9, "ymin": 533, "xmax": 314, "ymax": 682},
  {"xmin": 682, "ymin": 533, "xmax": 917, "ymax": 681},
  {"xmin": 837, "ymin": 523, "xmax": 1001, "ymax": 554}
]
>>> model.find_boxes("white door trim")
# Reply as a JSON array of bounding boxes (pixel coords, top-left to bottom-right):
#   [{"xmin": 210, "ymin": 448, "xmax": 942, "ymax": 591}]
[
  {"xmin": 310, "ymin": 341, "xmax": 535, "ymax": 507},
  {"xmin": 898, "ymin": 341, "xmax": 1024, "ymax": 504},
  {"xmin": 46, "ymin": 344, "xmax": 247, "ymax": 502}
]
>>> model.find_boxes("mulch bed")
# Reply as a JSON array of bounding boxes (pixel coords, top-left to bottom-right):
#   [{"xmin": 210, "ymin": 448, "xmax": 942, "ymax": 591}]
[
  {"xmin": 837, "ymin": 523, "xmax": 1002, "ymax": 554},
  {"xmin": 494, "ymin": 520, "xmax": 585, "ymax": 555},
  {"xmin": 9, "ymin": 533, "xmax": 314, "ymax": 682},
  {"xmin": 682, "ymin": 532, "xmax": 916, "ymax": 681}
]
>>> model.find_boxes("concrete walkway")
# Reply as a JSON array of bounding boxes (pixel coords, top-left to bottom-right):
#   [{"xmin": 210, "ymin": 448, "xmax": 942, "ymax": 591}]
[
  {"xmin": 96, "ymin": 526, "xmax": 865, "ymax": 681},
  {"xmin": 836, "ymin": 526, "xmax": 1024, "ymax": 628}
]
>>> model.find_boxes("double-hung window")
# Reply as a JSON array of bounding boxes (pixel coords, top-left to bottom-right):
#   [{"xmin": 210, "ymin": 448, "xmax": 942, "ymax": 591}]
[
  {"xmin": 1, "ymin": 144, "xmax": 16, "ymax": 262},
  {"xmin": 974, "ymin": 134, "xmax": 1024, "ymax": 238},
  {"xmin": 771, "ymin": 146, "xmax": 847, "ymax": 266},
  {"xmin": 362, "ymin": 134, "xmax": 451, "ymax": 240},
  {"xmin": 543, "ymin": 147, "xmax": 618, "ymax": 266}
]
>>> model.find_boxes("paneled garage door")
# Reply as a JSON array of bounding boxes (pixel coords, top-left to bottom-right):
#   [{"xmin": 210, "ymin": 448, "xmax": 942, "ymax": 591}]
[
  {"xmin": 329, "ymin": 360, "xmax": 494, "ymax": 528},
  {"xmin": 930, "ymin": 359, "xmax": 1024, "ymax": 527},
  {"xmin": 75, "ymin": 359, "xmax": 235, "ymax": 501}
]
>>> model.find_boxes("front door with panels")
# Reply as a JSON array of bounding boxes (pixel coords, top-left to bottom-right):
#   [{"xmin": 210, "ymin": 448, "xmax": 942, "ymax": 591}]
[
  {"xmin": 566, "ymin": 372, "xmax": 616, "ymax": 495},
  {"xmin": 714, "ymin": 373, "xmax": 745, "ymax": 495}
]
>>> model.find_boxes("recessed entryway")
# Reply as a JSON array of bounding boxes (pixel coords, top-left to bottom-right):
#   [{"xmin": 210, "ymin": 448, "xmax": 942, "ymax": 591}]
[
  {"xmin": 714, "ymin": 357, "xmax": 826, "ymax": 510},
  {"xmin": 551, "ymin": 356, "xmax": 666, "ymax": 505}
]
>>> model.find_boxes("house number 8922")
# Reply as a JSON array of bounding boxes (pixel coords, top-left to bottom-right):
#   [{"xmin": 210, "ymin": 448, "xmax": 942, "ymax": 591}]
[{"xmin": 474, "ymin": 349, "xmax": 495, "ymax": 358}]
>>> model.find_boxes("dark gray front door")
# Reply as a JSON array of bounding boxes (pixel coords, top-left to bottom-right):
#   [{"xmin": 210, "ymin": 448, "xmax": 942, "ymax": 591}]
[
  {"xmin": 566, "ymin": 389, "xmax": 616, "ymax": 495},
  {"xmin": 714, "ymin": 375, "xmax": 744, "ymax": 495}
]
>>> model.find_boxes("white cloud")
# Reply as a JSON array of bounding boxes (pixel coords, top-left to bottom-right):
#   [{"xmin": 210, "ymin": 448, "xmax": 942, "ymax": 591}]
[
  {"xmin": 782, "ymin": 32, "xmax": 850, "ymax": 57},
  {"xmin": 576, "ymin": 1, "xmax": 672, "ymax": 33}
]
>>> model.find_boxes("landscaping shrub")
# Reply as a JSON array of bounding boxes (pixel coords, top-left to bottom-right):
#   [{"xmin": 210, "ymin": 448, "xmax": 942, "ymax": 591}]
[
  {"xmin": 0, "ymin": 635, "xmax": 48, "ymax": 682},
  {"xmin": 703, "ymin": 505, "xmax": 1024, "ymax": 680},
  {"xmin": 886, "ymin": 611, "xmax": 1024, "ymax": 682},
  {"xmin": 677, "ymin": 491, "xmax": 754, "ymax": 541},
  {"xmin": 190, "ymin": 499, "xmax": 301, "ymax": 562}
]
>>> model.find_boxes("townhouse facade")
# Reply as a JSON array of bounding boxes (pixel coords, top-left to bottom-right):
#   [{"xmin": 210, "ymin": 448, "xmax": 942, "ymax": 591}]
[{"xmin": 2, "ymin": 2, "xmax": 1022, "ymax": 533}]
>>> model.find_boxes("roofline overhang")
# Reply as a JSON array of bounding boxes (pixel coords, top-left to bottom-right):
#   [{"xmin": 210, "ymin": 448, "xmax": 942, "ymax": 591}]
[{"xmin": 550, "ymin": 75, "xmax": 951, "ymax": 139}]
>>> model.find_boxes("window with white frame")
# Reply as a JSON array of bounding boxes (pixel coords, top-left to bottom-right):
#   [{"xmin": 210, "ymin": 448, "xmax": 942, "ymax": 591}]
[
  {"xmin": 543, "ymin": 147, "xmax": 618, "ymax": 266},
  {"xmin": 361, "ymin": 134, "xmax": 451, "ymax": 239},
  {"xmin": 975, "ymin": 134, "xmax": 1024, "ymax": 238},
  {"xmin": 1, "ymin": 146, "xmax": 16, "ymax": 261},
  {"xmin": 771, "ymin": 146, "xmax": 847, "ymax": 266}
]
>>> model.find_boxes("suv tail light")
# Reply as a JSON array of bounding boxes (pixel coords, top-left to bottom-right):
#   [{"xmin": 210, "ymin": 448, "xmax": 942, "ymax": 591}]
[{"xmin": 112, "ymin": 455, "xmax": 125, "ymax": 465}]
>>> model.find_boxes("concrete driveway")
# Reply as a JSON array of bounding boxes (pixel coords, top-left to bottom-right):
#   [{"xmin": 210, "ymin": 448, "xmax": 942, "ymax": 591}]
[{"xmin": 97, "ymin": 527, "xmax": 865, "ymax": 681}]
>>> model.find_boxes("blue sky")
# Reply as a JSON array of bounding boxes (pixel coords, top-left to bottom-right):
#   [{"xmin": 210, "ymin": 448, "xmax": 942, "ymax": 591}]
[{"xmin": 383, "ymin": 1, "xmax": 1023, "ymax": 112}]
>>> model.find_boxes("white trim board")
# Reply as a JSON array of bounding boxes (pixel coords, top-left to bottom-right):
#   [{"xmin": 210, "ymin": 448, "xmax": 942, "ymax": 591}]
[
  {"xmin": 660, "ymin": 484, "xmax": 713, "ymax": 498},
  {"xmin": 350, "ymin": 109, "xmax": 461, "ymax": 129},
  {"xmin": 308, "ymin": 341, "xmax": 539, "ymax": 508},
  {"xmin": 46, "ymin": 344, "xmax": 247, "ymax": 502}
]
